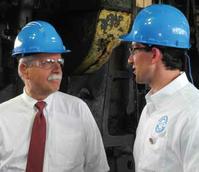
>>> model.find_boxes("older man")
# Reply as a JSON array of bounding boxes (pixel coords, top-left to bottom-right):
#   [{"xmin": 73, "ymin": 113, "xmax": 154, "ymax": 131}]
[{"xmin": 0, "ymin": 20, "xmax": 109, "ymax": 172}]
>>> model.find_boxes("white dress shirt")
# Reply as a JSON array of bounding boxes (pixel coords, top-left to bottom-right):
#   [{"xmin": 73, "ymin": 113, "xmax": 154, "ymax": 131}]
[
  {"xmin": 0, "ymin": 91, "xmax": 109, "ymax": 172},
  {"xmin": 134, "ymin": 72, "xmax": 199, "ymax": 172}
]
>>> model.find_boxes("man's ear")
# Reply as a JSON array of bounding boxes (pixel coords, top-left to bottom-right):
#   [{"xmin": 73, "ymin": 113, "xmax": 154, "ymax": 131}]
[
  {"xmin": 18, "ymin": 62, "xmax": 29, "ymax": 79},
  {"xmin": 151, "ymin": 47, "xmax": 162, "ymax": 64}
]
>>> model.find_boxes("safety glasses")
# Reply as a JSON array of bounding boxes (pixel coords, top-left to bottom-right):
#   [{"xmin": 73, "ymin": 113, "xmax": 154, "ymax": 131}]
[
  {"xmin": 26, "ymin": 58, "xmax": 64, "ymax": 69},
  {"xmin": 129, "ymin": 46, "xmax": 152, "ymax": 56}
]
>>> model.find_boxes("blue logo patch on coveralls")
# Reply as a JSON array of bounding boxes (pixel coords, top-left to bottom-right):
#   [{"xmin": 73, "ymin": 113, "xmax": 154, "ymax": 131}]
[{"xmin": 155, "ymin": 115, "xmax": 168, "ymax": 133}]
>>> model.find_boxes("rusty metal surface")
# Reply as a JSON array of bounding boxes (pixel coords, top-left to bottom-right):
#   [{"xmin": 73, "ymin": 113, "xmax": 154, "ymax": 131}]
[
  {"xmin": 101, "ymin": 0, "xmax": 132, "ymax": 11},
  {"xmin": 74, "ymin": 9, "xmax": 132, "ymax": 74}
]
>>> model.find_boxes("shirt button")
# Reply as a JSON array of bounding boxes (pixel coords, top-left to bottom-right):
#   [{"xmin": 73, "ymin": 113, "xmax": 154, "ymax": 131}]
[{"xmin": 149, "ymin": 137, "xmax": 156, "ymax": 144}]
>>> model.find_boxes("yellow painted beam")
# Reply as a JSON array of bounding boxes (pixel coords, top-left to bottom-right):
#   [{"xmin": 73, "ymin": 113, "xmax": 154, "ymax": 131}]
[{"xmin": 74, "ymin": 9, "xmax": 132, "ymax": 74}]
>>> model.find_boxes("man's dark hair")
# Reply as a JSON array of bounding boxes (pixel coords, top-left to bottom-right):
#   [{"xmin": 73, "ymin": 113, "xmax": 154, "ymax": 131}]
[
  {"xmin": 142, "ymin": 44, "xmax": 187, "ymax": 71},
  {"xmin": 156, "ymin": 46, "xmax": 187, "ymax": 71}
]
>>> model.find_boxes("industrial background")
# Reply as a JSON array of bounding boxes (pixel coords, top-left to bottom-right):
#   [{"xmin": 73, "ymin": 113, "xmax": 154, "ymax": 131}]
[{"xmin": 0, "ymin": 0, "xmax": 198, "ymax": 171}]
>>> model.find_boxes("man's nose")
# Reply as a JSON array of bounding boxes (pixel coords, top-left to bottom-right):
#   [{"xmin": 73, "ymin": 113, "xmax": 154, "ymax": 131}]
[
  {"xmin": 128, "ymin": 54, "xmax": 134, "ymax": 65},
  {"xmin": 52, "ymin": 62, "xmax": 62, "ymax": 71}
]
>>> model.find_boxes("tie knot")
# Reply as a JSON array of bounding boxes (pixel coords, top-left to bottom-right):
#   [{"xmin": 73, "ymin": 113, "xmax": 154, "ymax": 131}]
[{"xmin": 35, "ymin": 101, "xmax": 46, "ymax": 112}]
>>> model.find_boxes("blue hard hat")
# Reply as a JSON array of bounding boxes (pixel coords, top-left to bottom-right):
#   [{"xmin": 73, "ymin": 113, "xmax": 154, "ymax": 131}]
[
  {"xmin": 120, "ymin": 4, "xmax": 190, "ymax": 49},
  {"xmin": 12, "ymin": 20, "xmax": 71, "ymax": 56}
]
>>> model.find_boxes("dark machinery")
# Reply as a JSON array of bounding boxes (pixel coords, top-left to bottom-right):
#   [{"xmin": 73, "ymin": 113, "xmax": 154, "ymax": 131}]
[{"xmin": 0, "ymin": 0, "xmax": 199, "ymax": 171}]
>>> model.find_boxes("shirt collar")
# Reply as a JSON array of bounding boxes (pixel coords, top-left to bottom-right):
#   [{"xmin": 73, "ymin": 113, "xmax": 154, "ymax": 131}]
[
  {"xmin": 22, "ymin": 89, "xmax": 55, "ymax": 109},
  {"xmin": 22, "ymin": 89, "xmax": 37, "ymax": 109},
  {"xmin": 145, "ymin": 72, "xmax": 190, "ymax": 108}
]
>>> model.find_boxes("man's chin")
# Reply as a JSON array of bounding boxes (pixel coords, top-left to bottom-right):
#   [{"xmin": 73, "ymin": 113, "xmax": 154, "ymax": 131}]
[
  {"xmin": 47, "ymin": 87, "xmax": 60, "ymax": 96},
  {"xmin": 49, "ymin": 83, "xmax": 61, "ymax": 92},
  {"xmin": 135, "ymin": 77, "xmax": 144, "ymax": 84}
]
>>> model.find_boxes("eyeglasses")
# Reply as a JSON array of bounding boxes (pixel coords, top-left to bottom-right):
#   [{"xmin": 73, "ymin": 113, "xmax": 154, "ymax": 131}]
[
  {"xmin": 129, "ymin": 46, "xmax": 152, "ymax": 56},
  {"xmin": 26, "ymin": 58, "xmax": 64, "ymax": 69}
]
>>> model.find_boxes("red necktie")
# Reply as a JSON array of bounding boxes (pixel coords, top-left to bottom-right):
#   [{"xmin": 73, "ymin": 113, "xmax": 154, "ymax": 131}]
[{"xmin": 26, "ymin": 101, "xmax": 46, "ymax": 172}]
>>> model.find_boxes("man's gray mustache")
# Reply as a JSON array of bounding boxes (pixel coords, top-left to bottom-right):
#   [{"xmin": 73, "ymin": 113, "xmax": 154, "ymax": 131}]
[{"xmin": 48, "ymin": 74, "xmax": 62, "ymax": 81}]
